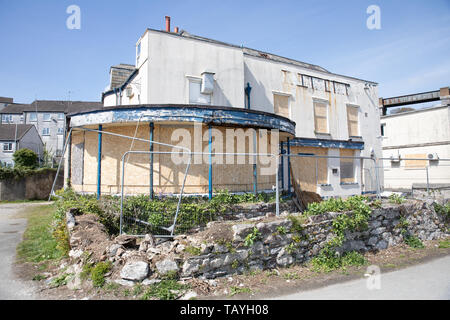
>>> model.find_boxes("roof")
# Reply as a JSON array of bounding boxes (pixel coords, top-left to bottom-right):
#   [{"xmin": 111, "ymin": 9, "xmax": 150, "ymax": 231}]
[
  {"xmin": 145, "ymin": 28, "xmax": 378, "ymax": 84},
  {"xmin": 0, "ymin": 97, "xmax": 13, "ymax": 104},
  {"xmin": 110, "ymin": 64, "xmax": 137, "ymax": 89},
  {"xmin": 0, "ymin": 124, "xmax": 34, "ymax": 141},
  {"xmin": 0, "ymin": 100, "xmax": 103, "ymax": 114}
]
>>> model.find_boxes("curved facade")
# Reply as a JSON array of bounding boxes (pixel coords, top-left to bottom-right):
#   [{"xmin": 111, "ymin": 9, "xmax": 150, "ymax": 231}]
[{"xmin": 67, "ymin": 105, "xmax": 295, "ymax": 196}]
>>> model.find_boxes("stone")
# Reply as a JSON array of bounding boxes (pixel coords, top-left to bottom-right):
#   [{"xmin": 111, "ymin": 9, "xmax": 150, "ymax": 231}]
[
  {"xmin": 182, "ymin": 259, "xmax": 200, "ymax": 276},
  {"xmin": 156, "ymin": 259, "xmax": 179, "ymax": 276},
  {"xmin": 69, "ymin": 249, "xmax": 83, "ymax": 260},
  {"xmin": 236, "ymin": 249, "xmax": 249, "ymax": 262},
  {"xmin": 108, "ymin": 244, "xmax": 123, "ymax": 257},
  {"xmin": 114, "ymin": 279, "xmax": 135, "ymax": 287},
  {"xmin": 142, "ymin": 279, "xmax": 161, "ymax": 286},
  {"xmin": 115, "ymin": 235, "xmax": 138, "ymax": 247},
  {"xmin": 213, "ymin": 243, "xmax": 228, "ymax": 254},
  {"xmin": 209, "ymin": 257, "xmax": 224, "ymax": 269},
  {"xmin": 120, "ymin": 261, "xmax": 149, "ymax": 281},
  {"xmin": 371, "ymin": 227, "xmax": 386, "ymax": 235},
  {"xmin": 368, "ymin": 236, "xmax": 378, "ymax": 246},
  {"xmin": 66, "ymin": 211, "xmax": 76, "ymax": 230},
  {"xmin": 375, "ymin": 240, "xmax": 388, "ymax": 250},
  {"xmin": 276, "ymin": 249, "xmax": 294, "ymax": 267},
  {"xmin": 232, "ymin": 224, "xmax": 254, "ymax": 242}
]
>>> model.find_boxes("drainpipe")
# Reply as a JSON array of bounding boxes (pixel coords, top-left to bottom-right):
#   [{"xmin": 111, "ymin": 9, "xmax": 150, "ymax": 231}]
[
  {"xmin": 253, "ymin": 130, "xmax": 257, "ymax": 195},
  {"xmin": 149, "ymin": 122, "xmax": 154, "ymax": 199},
  {"xmin": 287, "ymin": 137, "xmax": 291, "ymax": 194},
  {"xmin": 97, "ymin": 125, "xmax": 102, "ymax": 199},
  {"xmin": 280, "ymin": 142, "xmax": 284, "ymax": 189},
  {"xmin": 245, "ymin": 82, "xmax": 252, "ymax": 109},
  {"xmin": 208, "ymin": 124, "xmax": 213, "ymax": 200}
]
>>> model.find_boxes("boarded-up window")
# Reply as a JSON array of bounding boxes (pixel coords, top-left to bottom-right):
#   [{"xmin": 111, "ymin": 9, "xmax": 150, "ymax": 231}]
[
  {"xmin": 347, "ymin": 105, "xmax": 359, "ymax": 137},
  {"xmin": 405, "ymin": 153, "xmax": 427, "ymax": 168},
  {"xmin": 274, "ymin": 94, "xmax": 289, "ymax": 118},
  {"xmin": 314, "ymin": 101, "xmax": 328, "ymax": 133},
  {"xmin": 340, "ymin": 149, "xmax": 355, "ymax": 183}
]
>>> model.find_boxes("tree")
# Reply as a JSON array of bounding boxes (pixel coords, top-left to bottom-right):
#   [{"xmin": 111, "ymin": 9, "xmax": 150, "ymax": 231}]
[{"xmin": 13, "ymin": 148, "xmax": 38, "ymax": 169}]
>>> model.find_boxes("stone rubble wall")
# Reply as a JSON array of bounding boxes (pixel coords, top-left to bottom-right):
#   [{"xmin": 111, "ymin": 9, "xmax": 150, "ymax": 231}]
[{"xmin": 66, "ymin": 199, "xmax": 449, "ymax": 287}]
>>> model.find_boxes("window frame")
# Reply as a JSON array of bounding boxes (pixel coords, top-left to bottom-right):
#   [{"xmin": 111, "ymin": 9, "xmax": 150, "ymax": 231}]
[
  {"xmin": 42, "ymin": 128, "xmax": 50, "ymax": 136},
  {"xmin": 29, "ymin": 112, "xmax": 37, "ymax": 122},
  {"xmin": 57, "ymin": 127, "xmax": 64, "ymax": 135},
  {"xmin": 346, "ymin": 104, "xmax": 360, "ymax": 137},
  {"xmin": 43, "ymin": 113, "xmax": 51, "ymax": 122},
  {"xmin": 2, "ymin": 114, "xmax": 13, "ymax": 123},
  {"xmin": 3, "ymin": 142, "xmax": 13, "ymax": 152},
  {"xmin": 340, "ymin": 149, "xmax": 357, "ymax": 183},
  {"xmin": 313, "ymin": 98, "xmax": 330, "ymax": 135},
  {"xmin": 186, "ymin": 76, "xmax": 212, "ymax": 105}
]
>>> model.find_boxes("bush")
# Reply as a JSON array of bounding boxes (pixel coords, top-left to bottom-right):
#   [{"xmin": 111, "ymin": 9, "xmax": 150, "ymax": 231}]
[{"xmin": 13, "ymin": 148, "xmax": 38, "ymax": 169}]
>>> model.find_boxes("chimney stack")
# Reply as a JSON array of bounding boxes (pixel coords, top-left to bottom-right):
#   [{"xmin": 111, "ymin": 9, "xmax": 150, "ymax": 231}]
[
  {"xmin": 174, "ymin": 26, "xmax": 179, "ymax": 33},
  {"xmin": 165, "ymin": 16, "xmax": 171, "ymax": 32}
]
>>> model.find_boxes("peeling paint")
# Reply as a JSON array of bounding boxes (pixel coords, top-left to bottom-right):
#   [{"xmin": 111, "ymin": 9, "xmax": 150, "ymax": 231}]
[{"xmin": 69, "ymin": 106, "xmax": 296, "ymax": 135}]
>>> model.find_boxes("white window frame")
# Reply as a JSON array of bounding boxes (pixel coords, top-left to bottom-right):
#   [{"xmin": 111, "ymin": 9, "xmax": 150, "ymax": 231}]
[
  {"xmin": 42, "ymin": 128, "xmax": 50, "ymax": 136},
  {"xmin": 29, "ymin": 113, "xmax": 37, "ymax": 122},
  {"xmin": 57, "ymin": 127, "xmax": 64, "ymax": 135},
  {"xmin": 43, "ymin": 113, "xmax": 51, "ymax": 121},
  {"xmin": 186, "ymin": 75, "xmax": 212, "ymax": 105},
  {"xmin": 3, "ymin": 142, "xmax": 13, "ymax": 152},
  {"xmin": 2, "ymin": 114, "xmax": 13, "ymax": 123},
  {"xmin": 58, "ymin": 113, "xmax": 65, "ymax": 120}
]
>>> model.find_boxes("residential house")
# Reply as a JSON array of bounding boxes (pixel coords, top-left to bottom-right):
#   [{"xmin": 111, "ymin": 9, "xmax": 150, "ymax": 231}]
[
  {"xmin": 0, "ymin": 100, "xmax": 102, "ymax": 160},
  {"xmin": 0, "ymin": 124, "xmax": 44, "ymax": 167}
]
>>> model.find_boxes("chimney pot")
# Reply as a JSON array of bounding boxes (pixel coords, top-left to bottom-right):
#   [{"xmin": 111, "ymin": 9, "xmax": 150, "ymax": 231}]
[
  {"xmin": 165, "ymin": 16, "xmax": 171, "ymax": 32},
  {"xmin": 174, "ymin": 26, "xmax": 179, "ymax": 33}
]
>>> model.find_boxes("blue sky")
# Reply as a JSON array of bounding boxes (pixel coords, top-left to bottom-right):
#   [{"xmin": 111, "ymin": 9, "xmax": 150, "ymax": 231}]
[{"xmin": 0, "ymin": 0, "xmax": 449, "ymax": 104}]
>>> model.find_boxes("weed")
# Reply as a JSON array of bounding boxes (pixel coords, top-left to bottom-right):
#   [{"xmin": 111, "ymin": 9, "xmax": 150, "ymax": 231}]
[
  {"xmin": 389, "ymin": 194, "xmax": 405, "ymax": 204},
  {"xmin": 140, "ymin": 280, "xmax": 189, "ymax": 300},
  {"xmin": 403, "ymin": 233, "xmax": 424, "ymax": 249},
  {"xmin": 282, "ymin": 272, "xmax": 300, "ymax": 280},
  {"xmin": 277, "ymin": 226, "xmax": 287, "ymax": 235},
  {"xmin": 184, "ymin": 246, "xmax": 202, "ymax": 256},
  {"xmin": 438, "ymin": 240, "xmax": 450, "ymax": 248},
  {"xmin": 311, "ymin": 250, "xmax": 366, "ymax": 273},
  {"xmin": 244, "ymin": 227, "xmax": 262, "ymax": 247},
  {"xmin": 91, "ymin": 262, "xmax": 112, "ymax": 288},
  {"xmin": 32, "ymin": 274, "xmax": 46, "ymax": 281},
  {"xmin": 229, "ymin": 286, "xmax": 252, "ymax": 297},
  {"xmin": 51, "ymin": 273, "xmax": 72, "ymax": 287}
]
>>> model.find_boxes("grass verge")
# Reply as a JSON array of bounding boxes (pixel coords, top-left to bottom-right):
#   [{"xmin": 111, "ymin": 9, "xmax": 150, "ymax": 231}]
[{"xmin": 16, "ymin": 204, "xmax": 67, "ymax": 263}]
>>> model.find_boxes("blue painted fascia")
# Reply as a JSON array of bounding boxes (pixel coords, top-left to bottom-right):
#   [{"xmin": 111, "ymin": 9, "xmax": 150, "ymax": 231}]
[{"xmin": 283, "ymin": 137, "xmax": 364, "ymax": 150}]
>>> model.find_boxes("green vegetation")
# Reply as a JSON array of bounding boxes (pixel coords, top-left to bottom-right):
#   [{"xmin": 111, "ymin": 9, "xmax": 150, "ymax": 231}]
[
  {"xmin": 229, "ymin": 286, "xmax": 252, "ymax": 297},
  {"xmin": 304, "ymin": 195, "xmax": 370, "ymax": 216},
  {"xmin": 244, "ymin": 227, "xmax": 262, "ymax": 247},
  {"xmin": 80, "ymin": 261, "xmax": 112, "ymax": 287},
  {"xmin": 402, "ymin": 232, "xmax": 424, "ymax": 249},
  {"xmin": 51, "ymin": 273, "xmax": 73, "ymax": 287},
  {"xmin": 16, "ymin": 204, "xmax": 67, "ymax": 263},
  {"xmin": 434, "ymin": 203, "xmax": 450, "ymax": 220},
  {"xmin": 140, "ymin": 280, "xmax": 190, "ymax": 300},
  {"xmin": 389, "ymin": 194, "xmax": 405, "ymax": 204},
  {"xmin": 438, "ymin": 239, "xmax": 450, "ymax": 248},
  {"xmin": 13, "ymin": 148, "xmax": 38, "ymax": 169},
  {"xmin": 311, "ymin": 250, "xmax": 367, "ymax": 272},
  {"xmin": 184, "ymin": 245, "xmax": 202, "ymax": 256},
  {"xmin": 0, "ymin": 167, "xmax": 57, "ymax": 181},
  {"xmin": 282, "ymin": 272, "xmax": 300, "ymax": 280}
]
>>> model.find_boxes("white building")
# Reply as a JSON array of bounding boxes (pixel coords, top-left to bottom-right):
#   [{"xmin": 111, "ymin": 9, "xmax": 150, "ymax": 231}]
[
  {"xmin": 99, "ymin": 20, "xmax": 382, "ymax": 198},
  {"xmin": 0, "ymin": 124, "xmax": 44, "ymax": 167},
  {"xmin": 380, "ymin": 88, "xmax": 450, "ymax": 191}
]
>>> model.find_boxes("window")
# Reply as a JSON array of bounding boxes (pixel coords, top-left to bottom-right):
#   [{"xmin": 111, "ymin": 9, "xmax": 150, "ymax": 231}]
[
  {"xmin": 188, "ymin": 78, "xmax": 211, "ymax": 105},
  {"xmin": 380, "ymin": 123, "xmax": 386, "ymax": 136},
  {"xmin": 42, "ymin": 128, "xmax": 50, "ymax": 135},
  {"xmin": 313, "ymin": 100, "xmax": 329, "ymax": 134},
  {"xmin": 29, "ymin": 113, "xmax": 37, "ymax": 122},
  {"xmin": 340, "ymin": 149, "xmax": 356, "ymax": 183},
  {"xmin": 347, "ymin": 105, "xmax": 360, "ymax": 137},
  {"xmin": 2, "ymin": 114, "xmax": 13, "ymax": 123},
  {"xmin": 43, "ymin": 113, "xmax": 51, "ymax": 121},
  {"xmin": 57, "ymin": 127, "xmax": 64, "ymax": 135},
  {"xmin": 58, "ymin": 113, "xmax": 65, "ymax": 120},
  {"xmin": 3, "ymin": 143, "xmax": 13, "ymax": 152},
  {"xmin": 273, "ymin": 94, "xmax": 290, "ymax": 118}
]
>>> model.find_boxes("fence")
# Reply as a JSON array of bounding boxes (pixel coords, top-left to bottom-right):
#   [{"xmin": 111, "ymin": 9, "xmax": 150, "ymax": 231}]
[{"xmin": 380, "ymin": 157, "xmax": 450, "ymax": 199}]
